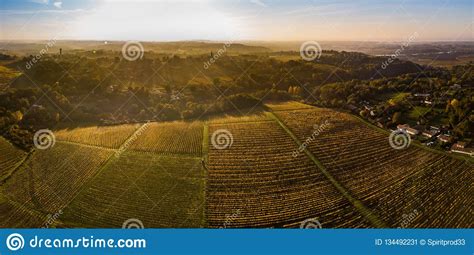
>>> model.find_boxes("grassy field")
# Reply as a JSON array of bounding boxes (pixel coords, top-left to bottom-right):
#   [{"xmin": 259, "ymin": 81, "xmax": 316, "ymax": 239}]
[
  {"xmin": 0, "ymin": 66, "xmax": 21, "ymax": 90},
  {"xmin": 389, "ymin": 92, "xmax": 410, "ymax": 104},
  {"xmin": 408, "ymin": 106, "xmax": 431, "ymax": 119}
]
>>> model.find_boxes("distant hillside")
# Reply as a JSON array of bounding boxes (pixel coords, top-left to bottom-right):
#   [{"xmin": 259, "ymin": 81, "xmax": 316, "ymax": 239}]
[{"xmin": 0, "ymin": 40, "xmax": 271, "ymax": 56}]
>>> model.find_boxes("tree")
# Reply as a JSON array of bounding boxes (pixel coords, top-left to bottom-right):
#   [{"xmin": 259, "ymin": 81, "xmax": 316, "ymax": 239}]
[{"xmin": 392, "ymin": 112, "xmax": 401, "ymax": 124}]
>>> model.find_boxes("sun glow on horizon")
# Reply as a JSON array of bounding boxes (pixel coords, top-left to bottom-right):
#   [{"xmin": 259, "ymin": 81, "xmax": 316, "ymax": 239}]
[
  {"xmin": 68, "ymin": 0, "xmax": 242, "ymax": 41},
  {"xmin": 0, "ymin": 0, "xmax": 472, "ymax": 42}
]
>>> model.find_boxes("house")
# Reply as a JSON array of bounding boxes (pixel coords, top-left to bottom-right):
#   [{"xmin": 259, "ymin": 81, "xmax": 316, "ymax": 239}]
[
  {"xmin": 397, "ymin": 124, "xmax": 420, "ymax": 136},
  {"xmin": 406, "ymin": 127, "xmax": 420, "ymax": 136},
  {"xmin": 422, "ymin": 129, "xmax": 439, "ymax": 138},
  {"xmin": 453, "ymin": 141, "xmax": 470, "ymax": 148},
  {"xmin": 450, "ymin": 84, "xmax": 461, "ymax": 90},
  {"xmin": 450, "ymin": 142, "xmax": 474, "ymax": 157},
  {"xmin": 413, "ymin": 93, "xmax": 430, "ymax": 98},
  {"xmin": 437, "ymin": 134, "xmax": 453, "ymax": 143}
]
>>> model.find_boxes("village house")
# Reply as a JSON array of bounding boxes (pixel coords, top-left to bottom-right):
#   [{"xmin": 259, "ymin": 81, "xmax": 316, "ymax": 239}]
[
  {"xmin": 422, "ymin": 129, "xmax": 439, "ymax": 138},
  {"xmin": 450, "ymin": 84, "xmax": 461, "ymax": 90},
  {"xmin": 437, "ymin": 134, "xmax": 453, "ymax": 143},
  {"xmin": 397, "ymin": 124, "xmax": 420, "ymax": 136},
  {"xmin": 450, "ymin": 141, "xmax": 474, "ymax": 157},
  {"xmin": 413, "ymin": 93, "xmax": 430, "ymax": 97}
]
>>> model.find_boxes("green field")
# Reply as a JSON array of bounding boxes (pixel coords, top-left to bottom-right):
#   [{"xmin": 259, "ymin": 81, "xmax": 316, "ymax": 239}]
[{"xmin": 408, "ymin": 106, "xmax": 431, "ymax": 119}]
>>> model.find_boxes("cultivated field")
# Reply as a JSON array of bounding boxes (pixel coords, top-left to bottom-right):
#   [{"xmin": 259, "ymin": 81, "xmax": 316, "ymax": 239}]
[
  {"xmin": 0, "ymin": 103, "xmax": 471, "ymax": 228},
  {"xmin": 3, "ymin": 143, "xmax": 113, "ymax": 214},
  {"xmin": 269, "ymin": 102, "xmax": 473, "ymax": 228},
  {"xmin": 0, "ymin": 137, "xmax": 26, "ymax": 181},
  {"xmin": 62, "ymin": 151, "xmax": 205, "ymax": 228},
  {"xmin": 0, "ymin": 195, "xmax": 47, "ymax": 228},
  {"xmin": 128, "ymin": 121, "xmax": 203, "ymax": 156},
  {"xmin": 208, "ymin": 112, "xmax": 270, "ymax": 124},
  {"xmin": 266, "ymin": 101, "xmax": 314, "ymax": 112},
  {"xmin": 54, "ymin": 124, "xmax": 140, "ymax": 149},
  {"xmin": 206, "ymin": 116, "xmax": 371, "ymax": 228}
]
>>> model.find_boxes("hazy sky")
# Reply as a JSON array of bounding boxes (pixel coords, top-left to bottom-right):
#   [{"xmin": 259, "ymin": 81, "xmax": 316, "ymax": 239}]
[{"xmin": 1, "ymin": 0, "xmax": 472, "ymax": 42}]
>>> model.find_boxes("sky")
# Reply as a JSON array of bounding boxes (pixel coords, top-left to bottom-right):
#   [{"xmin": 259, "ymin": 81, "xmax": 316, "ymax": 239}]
[{"xmin": 0, "ymin": 0, "xmax": 472, "ymax": 42}]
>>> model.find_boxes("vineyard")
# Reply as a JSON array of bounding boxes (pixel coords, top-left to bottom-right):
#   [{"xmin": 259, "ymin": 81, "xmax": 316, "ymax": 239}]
[
  {"xmin": 268, "ymin": 102, "xmax": 473, "ymax": 228},
  {"xmin": 61, "ymin": 151, "xmax": 205, "ymax": 228},
  {"xmin": 128, "ymin": 121, "xmax": 203, "ymax": 156},
  {"xmin": 208, "ymin": 112, "xmax": 270, "ymax": 124},
  {"xmin": 0, "ymin": 137, "xmax": 26, "ymax": 181},
  {"xmin": 0, "ymin": 102, "xmax": 472, "ymax": 228},
  {"xmin": 206, "ymin": 116, "xmax": 371, "ymax": 228},
  {"xmin": 3, "ymin": 143, "xmax": 113, "ymax": 214},
  {"xmin": 54, "ymin": 124, "xmax": 140, "ymax": 149},
  {"xmin": 0, "ymin": 195, "xmax": 47, "ymax": 228},
  {"xmin": 266, "ymin": 101, "xmax": 314, "ymax": 112}
]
